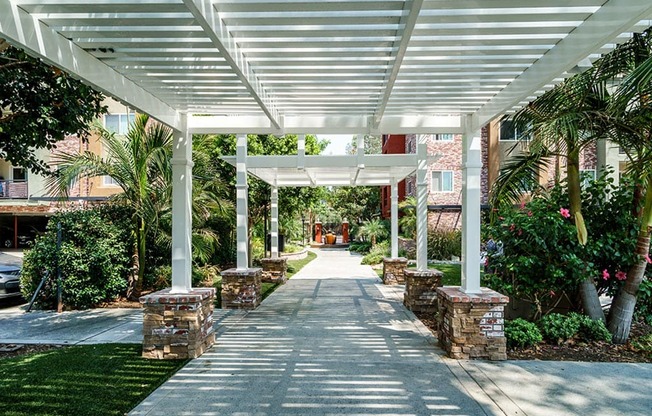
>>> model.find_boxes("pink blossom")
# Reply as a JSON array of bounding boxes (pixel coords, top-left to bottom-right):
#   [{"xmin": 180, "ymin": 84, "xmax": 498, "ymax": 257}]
[
  {"xmin": 519, "ymin": 201, "xmax": 526, "ymax": 210},
  {"xmin": 509, "ymin": 223, "xmax": 516, "ymax": 232},
  {"xmin": 602, "ymin": 269, "xmax": 610, "ymax": 280},
  {"xmin": 645, "ymin": 254, "xmax": 652, "ymax": 264},
  {"xmin": 518, "ymin": 229, "xmax": 523, "ymax": 236},
  {"xmin": 549, "ymin": 290, "xmax": 556, "ymax": 297},
  {"xmin": 484, "ymin": 258, "xmax": 489, "ymax": 266},
  {"xmin": 560, "ymin": 207, "xmax": 571, "ymax": 218},
  {"xmin": 615, "ymin": 271, "xmax": 627, "ymax": 281},
  {"xmin": 527, "ymin": 211, "xmax": 533, "ymax": 217}
]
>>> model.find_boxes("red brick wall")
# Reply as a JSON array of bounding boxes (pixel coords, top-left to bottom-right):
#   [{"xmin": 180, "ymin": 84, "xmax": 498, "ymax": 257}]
[{"xmin": 380, "ymin": 135, "xmax": 407, "ymax": 218}]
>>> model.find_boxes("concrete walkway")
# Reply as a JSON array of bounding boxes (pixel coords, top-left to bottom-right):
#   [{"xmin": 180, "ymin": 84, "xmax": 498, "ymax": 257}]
[{"xmin": 130, "ymin": 249, "xmax": 652, "ymax": 416}]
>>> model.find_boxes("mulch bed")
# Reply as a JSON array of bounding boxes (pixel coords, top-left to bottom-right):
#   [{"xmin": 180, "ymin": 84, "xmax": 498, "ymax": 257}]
[
  {"xmin": 415, "ymin": 311, "xmax": 652, "ymax": 363},
  {"xmin": 0, "ymin": 344, "xmax": 67, "ymax": 359}
]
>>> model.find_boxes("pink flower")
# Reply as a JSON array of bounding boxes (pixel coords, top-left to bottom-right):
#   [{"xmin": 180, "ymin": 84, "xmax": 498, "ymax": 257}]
[
  {"xmin": 549, "ymin": 290, "xmax": 556, "ymax": 297},
  {"xmin": 519, "ymin": 201, "xmax": 526, "ymax": 210},
  {"xmin": 560, "ymin": 208, "xmax": 571, "ymax": 218},
  {"xmin": 602, "ymin": 269, "xmax": 610, "ymax": 280},
  {"xmin": 509, "ymin": 223, "xmax": 516, "ymax": 232},
  {"xmin": 484, "ymin": 258, "xmax": 489, "ymax": 266},
  {"xmin": 645, "ymin": 254, "xmax": 652, "ymax": 264},
  {"xmin": 615, "ymin": 271, "xmax": 627, "ymax": 281},
  {"xmin": 518, "ymin": 229, "xmax": 523, "ymax": 236},
  {"xmin": 527, "ymin": 211, "xmax": 533, "ymax": 217}
]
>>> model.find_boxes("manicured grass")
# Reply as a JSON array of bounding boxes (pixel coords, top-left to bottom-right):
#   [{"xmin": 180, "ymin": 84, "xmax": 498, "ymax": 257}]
[
  {"xmin": 429, "ymin": 263, "xmax": 462, "ymax": 286},
  {"xmin": 375, "ymin": 261, "xmax": 463, "ymax": 286},
  {"xmin": 0, "ymin": 343, "xmax": 187, "ymax": 416},
  {"xmin": 214, "ymin": 250, "xmax": 317, "ymax": 307}
]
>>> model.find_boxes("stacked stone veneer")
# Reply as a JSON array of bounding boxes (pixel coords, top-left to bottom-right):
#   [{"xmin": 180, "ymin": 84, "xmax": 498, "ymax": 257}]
[
  {"xmin": 382, "ymin": 257, "xmax": 408, "ymax": 285},
  {"xmin": 221, "ymin": 268, "xmax": 262, "ymax": 309},
  {"xmin": 140, "ymin": 287, "xmax": 216, "ymax": 359},
  {"xmin": 260, "ymin": 258, "xmax": 288, "ymax": 283},
  {"xmin": 437, "ymin": 286, "xmax": 509, "ymax": 360},
  {"xmin": 403, "ymin": 269, "xmax": 443, "ymax": 313}
]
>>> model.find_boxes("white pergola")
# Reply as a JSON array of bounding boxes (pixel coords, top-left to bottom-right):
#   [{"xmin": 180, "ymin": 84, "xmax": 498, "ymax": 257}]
[{"xmin": 2, "ymin": 0, "xmax": 652, "ymax": 294}]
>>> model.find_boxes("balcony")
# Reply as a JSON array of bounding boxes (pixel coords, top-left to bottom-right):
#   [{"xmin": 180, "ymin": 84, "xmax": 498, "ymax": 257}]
[{"xmin": 0, "ymin": 180, "xmax": 28, "ymax": 199}]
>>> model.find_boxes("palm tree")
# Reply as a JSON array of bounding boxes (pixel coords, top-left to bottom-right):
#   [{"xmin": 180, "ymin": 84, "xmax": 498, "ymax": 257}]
[
  {"xmin": 601, "ymin": 31, "xmax": 652, "ymax": 343},
  {"xmin": 357, "ymin": 218, "xmax": 389, "ymax": 247},
  {"xmin": 399, "ymin": 196, "xmax": 417, "ymax": 240},
  {"xmin": 48, "ymin": 114, "xmax": 172, "ymax": 298}
]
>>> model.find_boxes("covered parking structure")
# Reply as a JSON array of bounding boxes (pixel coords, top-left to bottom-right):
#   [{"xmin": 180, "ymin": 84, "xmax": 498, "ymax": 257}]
[{"xmin": 2, "ymin": 0, "xmax": 652, "ymax": 358}]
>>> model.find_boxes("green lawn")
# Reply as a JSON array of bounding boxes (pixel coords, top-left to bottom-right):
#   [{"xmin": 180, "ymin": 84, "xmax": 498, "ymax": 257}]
[
  {"xmin": 375, "ymin": 261, "xmax": 463, "ymax": 286},
  {"xmin": 0, "ymin": 344, "xmax": 187, "ymax": 416},
  {"xmin": 214, "ymin": 250, "xmax": 317, "ymax": 307}
]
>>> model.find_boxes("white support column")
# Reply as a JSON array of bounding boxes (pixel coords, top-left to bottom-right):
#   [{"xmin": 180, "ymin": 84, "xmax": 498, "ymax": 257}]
[
  {"xmin": 461, "ymin": 116, "xmax": 482, "ymax": 293},
  {"xmin": 236, "ymin": 134, "xmax": 249, "ymax": 270},
  {"xmin": 171, "ymin": 114, "xmax": 193, "ymax": 293},
  {"xmin": 390, "ymin": 178, "xmax": 399, "ymax": 258},
  {"xmin": 596, "ymin": 138, "xmax": 620, "ymax": 188},
  {"xmin": 297, "ymin": 134, "xmax": 305, "ymax": 170},
  {"xmin": 416, "ymin": 135, "xmax": 428, "ymax": 271},
  {"xmin": 270, "ymin": 185, "xmax": 279, "ymax": 259},
  {"xmin": 356, "ymin": 135, "xmax": 365, "ymax": 168}
]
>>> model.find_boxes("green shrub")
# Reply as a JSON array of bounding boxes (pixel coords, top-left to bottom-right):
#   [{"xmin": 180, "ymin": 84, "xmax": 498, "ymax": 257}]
[
  {"xmin": 569, "ymin": 312, "xmax": 612, "ymax": 342},
  {"xmin": 361, "ymin": 241, "xmax": 389, "ymax": 265},
  {"xmin": 20, "ymin": 208, "xmax": 130, "ymax": 309},
  {"xmin": 505, "ymin": 318, "xmax": 543, "ymax": 349},
  {"xmin": 349, "ymin": 240, "xmax": 372, "ymax": 254},
  {"xmin": 635, "ymin": 277, "xmax": 652, "ymax": 325},
  {"xmin": 538, "ymin": 313, "xmax": 580, "ymax": 344},
  {"xmin": 427, "ymin": 229, "xmax": 461, "ymax": 260},
  {"xmin": 631, "ymin": 333, "xmax": 652, "ymax": 356}
]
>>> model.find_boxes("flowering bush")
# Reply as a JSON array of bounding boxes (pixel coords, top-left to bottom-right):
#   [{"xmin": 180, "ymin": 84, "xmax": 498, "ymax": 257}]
[{"xmin": 484, "ymin": 174, "xmax": 639, "ymax": 317}]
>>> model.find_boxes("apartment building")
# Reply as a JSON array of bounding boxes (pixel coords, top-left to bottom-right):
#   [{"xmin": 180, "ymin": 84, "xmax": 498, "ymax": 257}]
[
  {"xmin": 0, "ymin": 99, "xmax": 129, "ymax": 248},
  {"xmin": 382, "ymin": 121, "xmax": 624, "ymax": 230}
]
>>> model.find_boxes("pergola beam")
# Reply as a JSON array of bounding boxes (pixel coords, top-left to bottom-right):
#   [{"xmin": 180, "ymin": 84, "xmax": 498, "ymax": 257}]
[
  {"xmin": 0, "ymin": 0, "xmax": 181, "ymax": 130},
  {"xmin": 372, "ymin": 0, "xmax": 424, "ymax": 128},
  {"xmin": 472, "ymin": 0, "xmax": 652, "ymax": 129},
  {"xmin": 182, "ymin": 0, "xmax": 281, "ymax": 129}
]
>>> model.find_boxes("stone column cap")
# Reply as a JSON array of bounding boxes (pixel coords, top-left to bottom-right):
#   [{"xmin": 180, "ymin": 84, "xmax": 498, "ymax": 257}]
[
  {"xmin": 140, "ymin": 287, "xmax": 216, "ymax": 304},
  {"xmin": 383, "ymin": 257, "xmax": 408, "ymax": 262},
  {"xmin": 437, "ymin": 286, "xmax": 509, "ymax": 303}
]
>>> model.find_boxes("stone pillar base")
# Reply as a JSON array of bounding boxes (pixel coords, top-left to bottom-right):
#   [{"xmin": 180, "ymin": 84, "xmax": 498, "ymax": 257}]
[
  {"xmin": 260, "ymin": 258, "xmax": 288, "ymax": 283},
  {"xmin": 382, "ymin": 257, "xmax": 408, "ymax": 285},
  {"xmin": 403, "ymin": 269, "xmax": 442, "ymax": 313},
  {"xmin": 437, "ymin": 287, "xmax": 509, "ymax": 361},
  {"xmin": 140, "ymin": 287, "xmax": 216, "ymax": 360},
  {"xmin": 221, "ymin": 268, "xmax": 262, "ymax": 309}
]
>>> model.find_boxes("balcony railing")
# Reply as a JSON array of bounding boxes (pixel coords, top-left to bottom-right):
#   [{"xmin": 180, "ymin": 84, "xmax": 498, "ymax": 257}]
[{"xmin": 0, "ymin": 180, "xmax": 28, "ymax": 199}]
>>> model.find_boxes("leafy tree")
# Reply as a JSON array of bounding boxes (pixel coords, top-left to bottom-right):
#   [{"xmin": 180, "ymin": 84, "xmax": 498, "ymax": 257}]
[
  {"xmin": 0, "ymin": 42, "xmax": 106, "ymax": 173},
  {"xmin": 345, "ymin": 135, "xmax": 382, "ymax": 154}
]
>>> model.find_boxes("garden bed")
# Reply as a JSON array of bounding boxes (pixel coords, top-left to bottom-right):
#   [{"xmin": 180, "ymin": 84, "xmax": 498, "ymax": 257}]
[{"xmin": 415, "ymin": 311, "xmax": 652, "ymax": 363}]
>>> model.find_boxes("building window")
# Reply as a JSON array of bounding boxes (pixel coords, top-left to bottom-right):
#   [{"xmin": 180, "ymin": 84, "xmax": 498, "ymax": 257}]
[
  {"xmin": 499, "ymin": 120, "xmax": 528, "ymax": 141},
  {"xmin": 104, "ymin": 113, "xmax": 136, "ymax": 135},
  {"xmin": 406, "ymin": 139, "xmax": 414, "ymax": 153},
  {"xmin": 103, "ymin": 176, "xmax": 119, "ymax": 186},
  {"xmin": 432, "ymin": 171, "xmax": 454, "ymax": 192},
  {"xmin": 435, "ymin": 134, "xmax": 454, "ymax": 141},
  {"xmin": 580, "ymin": 170, "xmax": 596, "ymax": 188},
  {"xmin": 12, "ymin": 167, "xmax": 26, "ymax": 182}
]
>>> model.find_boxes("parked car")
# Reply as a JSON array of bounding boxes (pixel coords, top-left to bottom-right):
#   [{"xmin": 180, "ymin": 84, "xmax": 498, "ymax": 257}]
[{"xmin": 0, "ymin": 264, "xmax": 22, "ymax": 300}]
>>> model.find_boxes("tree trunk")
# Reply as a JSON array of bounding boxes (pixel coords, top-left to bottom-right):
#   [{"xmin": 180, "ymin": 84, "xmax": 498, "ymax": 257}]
[
  {"xmin": 568, "ymin": 151, "xmax": 604, "ymax": 321},
  {"xmin": 608, "ymin": 179, "xmax": 652, "ymax": 343},
  {"xmin": 133, "ymin": 217, "xmax": 146, "ymax": 298}
]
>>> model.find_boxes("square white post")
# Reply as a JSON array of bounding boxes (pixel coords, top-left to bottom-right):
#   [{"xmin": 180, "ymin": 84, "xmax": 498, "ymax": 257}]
[
  {"xmin": 461, "ymin": 116, "xmax": 482, "ymax": 293},
  {"xmin": 171, "ymin": 114, "xmax": 193, "ymax": 293},
  {"xmin": 416, "ymin": 135, "xmax": 428, "ymax": 271},
  {"xmin": 270, "ymin": 185, "xmax": 279, "ymax": 258},
  {"xmin": 390, "ymin": 178, "xmax": 399, "ymax": 258},
  {"xmin": 236, "ymin": 134, "xmax": 249, "ymax": 270}
]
